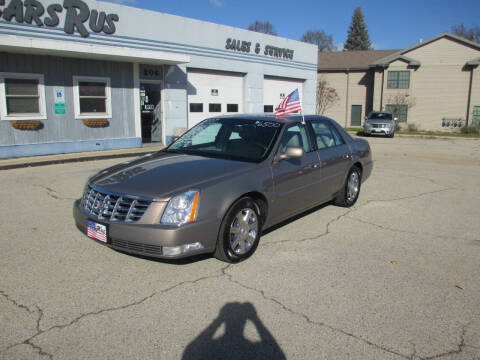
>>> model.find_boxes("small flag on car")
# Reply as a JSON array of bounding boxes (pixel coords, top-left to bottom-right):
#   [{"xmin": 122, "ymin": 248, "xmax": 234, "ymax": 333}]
[{"xmin": 275, "ymin": 89, "xmax": 302, "ymax": 117}]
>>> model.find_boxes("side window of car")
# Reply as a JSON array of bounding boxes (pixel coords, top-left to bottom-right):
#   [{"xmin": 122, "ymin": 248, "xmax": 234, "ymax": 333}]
[
  {"xmin": 279, "ymin": 124, "xmax": 312, "ymax": 153},
  {"xmin": 328, "ymin": 124, "xmax": 345, "ymax": 146},
  {"xmin": 311, "ymin": 121, "xmax": 335, "ymax": 149}
]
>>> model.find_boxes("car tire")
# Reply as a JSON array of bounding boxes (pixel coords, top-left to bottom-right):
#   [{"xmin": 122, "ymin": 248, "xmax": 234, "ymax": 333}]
[
  {"xmin": 214, "ymin": 197, "xmax": 262, "ymax": 263},
  {"xmin": 391, "ymin": 132, "xmax": 395, "ymax": 138},
  {"xmin": 334, "ymin": 166, "xmax": 362, "ymax": 207}
]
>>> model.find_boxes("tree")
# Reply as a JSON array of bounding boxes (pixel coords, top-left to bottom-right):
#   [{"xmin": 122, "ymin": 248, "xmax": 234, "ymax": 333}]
[
  {"xmin": 248, "ymin": 21, "xmax": 277, "ymax": 35},
  {"xmin": 451, "ymin": 24, "xmax": 480, "ymax": 43},
  {"xmin": 316, "ymin": 77, "xmax": 340, "ymax": 115},
  {"xmin": 344, "ymin": 7, "xmax": 372, "ymax": 51},
  {"xmin": 300, "ymin": 30, "xmax": 335, "ymax": 52}
]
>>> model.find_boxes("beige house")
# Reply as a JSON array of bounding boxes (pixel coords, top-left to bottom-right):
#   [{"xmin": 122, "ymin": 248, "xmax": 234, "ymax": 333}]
[{"xmin": 318, "ymin": 33, "xmax": 480, "ymax": 130}]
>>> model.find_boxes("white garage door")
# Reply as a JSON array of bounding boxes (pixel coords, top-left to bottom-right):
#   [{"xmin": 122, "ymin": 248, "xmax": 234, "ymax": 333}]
[
  {"xmin": 264, "ymin": 76, "xmax": 304, "ymax": 114},
  {"xmin": 187, "ymin": 69, "xmax": 244, "ymax": 128}
]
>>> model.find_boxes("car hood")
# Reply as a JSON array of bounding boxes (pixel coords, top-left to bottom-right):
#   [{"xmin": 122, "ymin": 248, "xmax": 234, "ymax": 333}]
[
  {"xmin": 366, "ymin": 119, "xmax": 394, "ymax": 125},
  {"xmin": 88, "ymin": 151, "xmax": 257, "ymax": 200}
]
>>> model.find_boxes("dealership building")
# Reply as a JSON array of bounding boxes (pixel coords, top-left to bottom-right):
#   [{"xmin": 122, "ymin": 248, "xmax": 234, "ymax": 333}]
[{"xmin": 0, "ymin": 0, "xmax": 317, "ymax": 158}]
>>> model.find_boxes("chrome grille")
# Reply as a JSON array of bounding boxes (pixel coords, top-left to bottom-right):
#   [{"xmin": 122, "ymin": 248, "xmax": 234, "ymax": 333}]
[
  {"xmin": 81, "ymin": 185, "xmax": 152, "ymax": 222},
  {"xmin": 112, "ymin": 239, "xmax": 163, "ymax": 256}
]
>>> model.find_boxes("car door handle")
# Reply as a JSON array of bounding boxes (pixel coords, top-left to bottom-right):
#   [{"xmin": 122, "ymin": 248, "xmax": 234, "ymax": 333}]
[
  {"xmin": 343, "ymin": 154, "xmax": 352, "ymax": 160},
  {"xmin": 308, "ymin": 163, "xmax": 320, "ymax": 169}
]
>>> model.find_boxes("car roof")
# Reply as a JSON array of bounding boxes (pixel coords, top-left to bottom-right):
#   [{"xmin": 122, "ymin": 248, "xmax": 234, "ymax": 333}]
[
  {"xmin": 369, "ymin": 111, "xmax": 393, "ymax": 115},
  {"xmin": 211, "ymin": 114, "xmax": 335, "ymax": 124}
]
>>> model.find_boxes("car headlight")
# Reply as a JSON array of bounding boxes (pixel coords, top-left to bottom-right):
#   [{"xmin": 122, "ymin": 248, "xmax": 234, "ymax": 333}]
[{"xmin": 161, "ymin": 190, "xmax": 199, "ymax": 226}]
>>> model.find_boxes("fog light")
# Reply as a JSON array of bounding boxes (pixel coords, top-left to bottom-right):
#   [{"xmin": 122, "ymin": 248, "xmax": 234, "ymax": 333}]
[{"xmin": 163, "ymin": 242, "xmax": 204, "ymax": 256}]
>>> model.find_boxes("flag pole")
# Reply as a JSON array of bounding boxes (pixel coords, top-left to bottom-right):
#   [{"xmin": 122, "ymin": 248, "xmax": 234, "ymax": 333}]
[{"xmin": 300, "ymin": 92, "xmax": 305, "ymax": 124}]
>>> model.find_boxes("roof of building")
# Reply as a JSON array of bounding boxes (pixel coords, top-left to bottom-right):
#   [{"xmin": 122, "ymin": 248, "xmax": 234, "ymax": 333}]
[
  {"xmin": 317, "ymin": 50, "xmax": 399, "ymax": 71},
  {"xmin": 319, "ymin": 33, "xmax": 480, "ymax": 71}
]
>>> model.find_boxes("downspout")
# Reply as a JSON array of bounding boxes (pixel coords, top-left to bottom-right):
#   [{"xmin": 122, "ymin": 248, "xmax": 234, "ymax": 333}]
[
  {"xmin": 380, "ymin": 67, "xmax": 385, "ymax": 110},
  {"xmin": 465, "ymin": 66, "xmax": 474, "ymax": 127},
  {"xmin": 345, "ymin": 68, "xmax": 350, "ymax": 127}
]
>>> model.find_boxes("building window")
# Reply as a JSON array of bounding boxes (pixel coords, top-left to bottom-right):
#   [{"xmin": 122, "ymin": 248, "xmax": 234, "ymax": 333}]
[
  {"xmin": 0, "ymin": 73, "xmax": 46, "ymax": 120},
  {"xmin": 386, "ymin": 104, "xmax": 408, "ymax": 123},
  {"xmin": 190, "ymin": 103, "xmax": 203, "ymax": 112},
  {"xmin": 473, "ymin": 106, "xmax": 480, "ymax": 125},
  {"xmin": 387, "ymin": 71, "xmax": 410, "ymax": 89},
  {"xmin": 73, "ymin": 76, "xmax": 111, "ymax": 119},
  {"xmin": 227, "ymin": 104, "xmax": 238, "ymax": 112},
  {"xmin": 209, "ymin": 103, "xmax": 221, "ymax": 112},
  {"xmin": 264, "ymin": 105, "xmax": 274, "ymax": 113}
]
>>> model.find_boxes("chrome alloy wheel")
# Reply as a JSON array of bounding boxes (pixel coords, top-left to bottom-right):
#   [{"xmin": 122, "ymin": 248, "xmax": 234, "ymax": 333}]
[
  {"xmin": 229, "ymin": 208, "xmax": 258, "ymax": 255},
  {"xmin": 346, "ymin": 171, "xmax": 360, "ymax": 203}
]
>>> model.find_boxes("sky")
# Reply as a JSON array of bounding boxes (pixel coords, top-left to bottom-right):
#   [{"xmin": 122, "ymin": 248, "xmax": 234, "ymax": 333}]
[{"xmin": 101, "ymin": 0, "xmax": 480, "ymax": 50}]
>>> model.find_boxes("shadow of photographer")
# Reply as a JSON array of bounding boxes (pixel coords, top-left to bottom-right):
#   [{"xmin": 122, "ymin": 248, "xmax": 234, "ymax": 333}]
[{"xmin": 182, "ymin": 302, "xmax": 286, "ymax": 360}]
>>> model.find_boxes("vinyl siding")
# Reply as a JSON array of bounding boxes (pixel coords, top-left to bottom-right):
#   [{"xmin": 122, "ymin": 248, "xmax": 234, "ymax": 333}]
[{"xmin": 0, "ymin": 53, "xmax": 135, "ymax": 147}]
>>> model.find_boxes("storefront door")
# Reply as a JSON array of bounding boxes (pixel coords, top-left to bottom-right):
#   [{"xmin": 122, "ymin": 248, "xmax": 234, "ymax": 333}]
[{"xmin": 140, "ymin": 83, "xmax": 162, "ymax": 143}]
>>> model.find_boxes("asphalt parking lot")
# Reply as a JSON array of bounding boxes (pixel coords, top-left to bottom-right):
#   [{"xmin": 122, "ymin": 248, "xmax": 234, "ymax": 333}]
[{"xmin": 1, "ymin": 136, "xmax": 480, "ymax": 360}]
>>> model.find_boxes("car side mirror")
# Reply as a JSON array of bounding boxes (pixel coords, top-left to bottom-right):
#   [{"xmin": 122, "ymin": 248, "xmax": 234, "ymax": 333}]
[
  {"xmin": 364, "ymin": 116, "xmax": 368, "ymax": 121},
  {"xmin": 394, "ymin": 117, "xmax": 398, "ymax": 122},
  {"xmin": 278, "ymin": 147, "xmax": 304, "ymax": 161}
]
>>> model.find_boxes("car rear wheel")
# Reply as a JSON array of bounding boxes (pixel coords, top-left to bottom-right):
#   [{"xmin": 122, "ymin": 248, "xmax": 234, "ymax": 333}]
[
  {"xmin": 334, "ymin": 166, "xmax": 361, "ymax": 207},
  {"xmin": 214, "ymin": 197, "xmax": 262, "ymax": 263}
]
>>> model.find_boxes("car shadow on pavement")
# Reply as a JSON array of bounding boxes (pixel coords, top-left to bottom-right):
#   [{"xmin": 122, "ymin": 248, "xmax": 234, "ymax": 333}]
[{"xmin": 182, "ymin": 302, "xmax": 286, "ymax": 360}]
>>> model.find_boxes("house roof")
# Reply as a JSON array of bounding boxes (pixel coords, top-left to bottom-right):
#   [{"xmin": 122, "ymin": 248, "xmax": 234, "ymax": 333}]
[
  {"xmin": 318, "ymin": 33, "xmax": 480, "ymax": 71},
  {"xmin": 317, "ymin": 50, "xmax": 399, "ymax": 71},
  {"xmin": 371, "ymin": 32, "xmax": 480, "ymax": 67}
]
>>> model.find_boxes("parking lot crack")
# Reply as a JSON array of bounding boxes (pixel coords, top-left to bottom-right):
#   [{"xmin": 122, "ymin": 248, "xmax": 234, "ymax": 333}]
[
  {"xmin": 223, "ymin": 269, "xmax": 410, "ymax": 359},
  {"xmin": 35, "ymin": 185, "xmax": 76, "ymax": 201},
  {"xmin": 2, "ymin": 268, "xmax": 229, "ymax": 357},
  {"xmin": 421, "ymin": 324, "xmax": 467, "ymax": 359},
  {"xmin": 345, "ymin": 216, "xmax": 477, "ymax": 242},
  {"xmin": 0, "ymin": 289, "xmax": 37, "ymax": 315}
]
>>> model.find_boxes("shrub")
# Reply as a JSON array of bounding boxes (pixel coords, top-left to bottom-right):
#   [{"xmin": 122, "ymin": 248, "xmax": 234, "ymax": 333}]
[
  {"xmin": 407, "ymin": 123, "xmax": 418, "ymax": 132},
  {"xmin": 460, "ymin": 125, "xmax": 480, "ymax": 134}
]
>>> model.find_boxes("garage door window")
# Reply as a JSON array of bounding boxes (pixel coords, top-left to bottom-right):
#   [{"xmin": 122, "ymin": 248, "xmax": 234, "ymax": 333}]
[
  {"xmin": 209, "ymin": 103, "xmax": 221, "ymax": 112},
  {"xmin": 190, "ymin": 103, "xmax": 203, "ymax": 112},
  {"xmin": 227, "ymin": 104, "xmax": 238, "ymax": 112},
  {"xmin": 0, "ymin": 73, "xmax": 46, "ymax": 120},
  {"xmin": 73, "ymin": 76, "xmax": 112, "ymax": 119},
  {"xmin": 264, "ymin": 105, "xmax": 274, "ymax": 113}
]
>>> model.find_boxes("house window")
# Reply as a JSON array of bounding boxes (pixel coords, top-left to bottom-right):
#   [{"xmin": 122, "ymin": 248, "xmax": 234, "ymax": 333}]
[
  {"xmin": 189, "ymin": 103, "xmax": 203, "ymax": 112},
  {"xmin": 473, "ymin": 106, "xmax": 480, "ymax": 125},
  {"xmin": 73, "ymin": 76, "xmax": 111, "ymax": 119},
  {"xmin": 387, "ymin": 71, "xmax": 410, "ymax": 89},
  {"xmin": 0, "ymin": 73, "xmax": 46, "ymax": 120},
  {"xmin": 386, "ymin": 104, "xmax": 408, "ymax": 123},
  {"xmin": 209, "ymin": 103, "xmax": 221, "ymax": 112},
  {"xmin": 227, "ymin": 104, "xmax": 238, "ymax": 112},
  {"xmin": 264, "ymin": 105, "xmax": 274, "ymax": 113}
]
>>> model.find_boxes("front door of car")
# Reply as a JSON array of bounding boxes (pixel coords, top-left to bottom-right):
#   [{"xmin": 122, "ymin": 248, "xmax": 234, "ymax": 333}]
[
  {"xmin": 310, "ymin": 120, "xmax": 352, "ymax": 195},
  {"xmin": 270, "ymin": 124, "xmax": 322, "ymax": 223}
]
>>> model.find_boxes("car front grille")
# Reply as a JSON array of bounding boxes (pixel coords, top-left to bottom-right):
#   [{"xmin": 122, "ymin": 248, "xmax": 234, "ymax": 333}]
[
  {"xmin": 81, "ymin": 185, "xmax": 152, "ymax": 222},
  {"xmin": 112, "ymin": 239, "xmax": 163, "ymax": 256},
  {"xmin": 372, "ymin": 124, "xmax": 387, "ymax": 128}
]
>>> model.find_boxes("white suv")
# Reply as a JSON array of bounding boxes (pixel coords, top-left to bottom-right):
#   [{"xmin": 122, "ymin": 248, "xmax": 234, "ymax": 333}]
[{"xmin": 363, "ymin": 111, "xmax": 397, "ymax": 138}]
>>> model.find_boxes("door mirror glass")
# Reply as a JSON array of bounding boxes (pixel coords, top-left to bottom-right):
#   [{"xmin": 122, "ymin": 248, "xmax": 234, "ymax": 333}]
[{"xmin": 279, "ymin": 147, "xmax": 304, "ymax": 160}]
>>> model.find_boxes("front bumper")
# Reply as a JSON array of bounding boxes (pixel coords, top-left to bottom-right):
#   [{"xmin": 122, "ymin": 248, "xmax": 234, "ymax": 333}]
[
  {"xmin": 363, "ymin": 127, "xmax": 394, "ymax": 135},
  {"xmin": 73, "ymin": 199, "xmax": 219, "ymax": 259}
]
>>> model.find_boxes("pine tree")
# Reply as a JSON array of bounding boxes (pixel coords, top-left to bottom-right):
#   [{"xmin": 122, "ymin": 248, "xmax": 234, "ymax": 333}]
[{"xmin": 344, "ymin": 7, "xmax": 372, "ymax": 51}]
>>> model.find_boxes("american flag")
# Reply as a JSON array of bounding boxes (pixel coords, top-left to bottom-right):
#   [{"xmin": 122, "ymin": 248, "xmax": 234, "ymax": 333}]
[
  {"xmin": 87, "ymin": 221, "xmax": 107, "ymax": 243},
  {"xmin": 275, "ymin": 89, "xmax": 302, "ymax": 117}
]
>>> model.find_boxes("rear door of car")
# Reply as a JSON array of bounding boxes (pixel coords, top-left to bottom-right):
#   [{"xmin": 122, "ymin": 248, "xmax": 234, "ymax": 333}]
[
  {"xmin": 269, "ymin": 123, "xmax": 323, "ymax": 222},
  {"xmin": 309, "ymin": 119, "xmax": 352, "ymax": 196}
]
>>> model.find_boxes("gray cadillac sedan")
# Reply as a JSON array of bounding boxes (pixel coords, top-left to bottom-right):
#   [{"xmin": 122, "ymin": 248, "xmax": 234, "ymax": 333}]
[{"xmin": 73, "ymin": 115, "xmax": 373, "ymax": 263}]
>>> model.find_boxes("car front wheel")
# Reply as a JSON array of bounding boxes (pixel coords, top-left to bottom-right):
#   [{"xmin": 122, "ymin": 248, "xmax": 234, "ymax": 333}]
[
  {"xmin": 334, "ymin": 166, "xmax": 362, "ymax": 207},
  {"xmin": 214, "ymin": 197, "xmax": 262, "ymax": 263}
]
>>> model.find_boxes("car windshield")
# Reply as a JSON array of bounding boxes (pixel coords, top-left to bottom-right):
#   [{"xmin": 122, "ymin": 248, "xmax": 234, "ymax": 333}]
[
  {"xmin": 166, "ymin": 118, "xmax": 283, "ymax": 162},
  {"xmin": 369, "ymin": 112, "xmax": 393, "ymax": 120}
]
